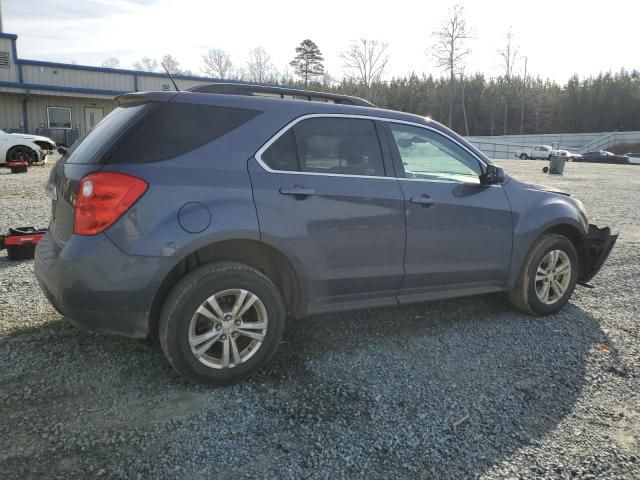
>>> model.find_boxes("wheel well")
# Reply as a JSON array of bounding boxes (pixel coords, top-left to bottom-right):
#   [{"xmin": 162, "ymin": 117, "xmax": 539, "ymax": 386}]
[
  {"xmin": 6, "ymin": 145, "xmax": 36, "ymax": 162},
  {"xmin": 148, "ymin": 240, "xmax": 300, "ymax": 337},
  {"xmin": 542, "ymin": 224, "xmax": 587, "ymax": 277}
]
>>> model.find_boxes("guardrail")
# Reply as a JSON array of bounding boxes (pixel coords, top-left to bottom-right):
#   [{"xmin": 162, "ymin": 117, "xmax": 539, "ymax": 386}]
[{"xmin": 579, "ymin": 131, "xmax": 640, "ymax": 153}]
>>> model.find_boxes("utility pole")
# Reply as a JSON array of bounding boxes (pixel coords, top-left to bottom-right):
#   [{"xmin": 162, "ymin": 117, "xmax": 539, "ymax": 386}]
[
  {"xmin": 460, "ymin": 68, "xmax": 470, "ymax": 136},
  {"xmin": 0, "ymin": 0, "xmax": 4, "ymax": 33},
  {"xmin": 520, "ymin": 56, "xmax": 528, "ymax": 135}
]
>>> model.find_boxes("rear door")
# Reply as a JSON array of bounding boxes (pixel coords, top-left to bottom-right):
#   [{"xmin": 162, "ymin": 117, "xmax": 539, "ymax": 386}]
[
  {"xmin": 248, "ymin": 115, "xmax": 406, "ymax": 311},
  {"xmin": 382, "ymin": 122, "xmax": 513, "ymax": 301}
]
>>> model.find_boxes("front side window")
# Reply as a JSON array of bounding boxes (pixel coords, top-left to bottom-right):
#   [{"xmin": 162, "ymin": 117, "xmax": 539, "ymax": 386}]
[
  {"xmin": 261, "ymin": 117, "xmax": 385, "ymax": 177},
  {"xmin": 389, "ymin": 123, "xmax": 482, "ymax": 183},
  {"xmin": 47, "ymin": 107, "xmax": 72, "ymax": 129}
]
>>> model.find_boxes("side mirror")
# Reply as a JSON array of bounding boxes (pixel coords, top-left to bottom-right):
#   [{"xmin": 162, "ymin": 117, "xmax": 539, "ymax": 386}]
[
  {"xmin": 57, "ymin": 146, "xmax": 67, "ymax": 155},
  {"xmin": 481, "ymin": 164, "xmax": 505, "ymax": 185}
]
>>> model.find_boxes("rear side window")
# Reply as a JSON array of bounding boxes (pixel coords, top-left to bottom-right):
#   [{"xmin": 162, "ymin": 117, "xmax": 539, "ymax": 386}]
[
  {"xmin": 108, "ymin": 103, "xmax": 261, "ymax": 164},
  {"xmin": 261, "ymin": 117, "xmax": 385, "ymax": 177},
  {"xmin": 66, "ymin": 105, "xmax": 147, "ymax": 165}
]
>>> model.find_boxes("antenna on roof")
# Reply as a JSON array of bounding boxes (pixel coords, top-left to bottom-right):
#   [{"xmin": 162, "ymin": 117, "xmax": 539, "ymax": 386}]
[{"xmin": 161, "ymin": 62, "xmax": 180, "ymax": 92}]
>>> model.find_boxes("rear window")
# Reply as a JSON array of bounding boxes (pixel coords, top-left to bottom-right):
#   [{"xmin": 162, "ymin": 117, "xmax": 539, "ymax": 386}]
[
  {"xmin": 66, "ymin": 105, "xmax": 147, "ymax": 165},
  {"xmin": 107, "ymin": 103, "xmax": 261, "ymax": 164}
]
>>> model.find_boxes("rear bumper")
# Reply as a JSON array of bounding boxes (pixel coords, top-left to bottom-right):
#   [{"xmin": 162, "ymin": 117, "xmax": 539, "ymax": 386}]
[
  {"xmin": 34, "ymin": 231, "xmax": 172, "ymax": 338},
  {"xmin": 577, "ymin": 224, "xmax": 618, "ymax": 284}
]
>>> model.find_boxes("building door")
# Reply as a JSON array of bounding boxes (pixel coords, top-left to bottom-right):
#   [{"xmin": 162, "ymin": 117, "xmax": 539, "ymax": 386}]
[{"xmin": 84, "ymin": 107, "xmax": 104, "ymax": 133}]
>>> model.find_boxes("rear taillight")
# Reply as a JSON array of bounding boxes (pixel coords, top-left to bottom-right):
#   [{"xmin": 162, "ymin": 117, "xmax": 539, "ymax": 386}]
[{"xmin": 74, "ymin": 172, "xmax": 148, "ymax": 236}]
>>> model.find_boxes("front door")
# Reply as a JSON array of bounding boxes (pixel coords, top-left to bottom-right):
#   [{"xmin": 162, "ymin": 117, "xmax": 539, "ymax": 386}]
[
  {"xmin": 84, "ymin": 107, "xmax": 104, "ymax": 133},
  {"xmin": 383, "ymin": 122, "xmax": 513, "ymax": 302},
  {"xmin": 248, "ymin": 116, "xmax": 406, "ymax": 312}
]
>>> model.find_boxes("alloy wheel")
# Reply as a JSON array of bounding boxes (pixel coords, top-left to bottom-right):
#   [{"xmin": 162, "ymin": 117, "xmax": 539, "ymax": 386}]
[
  {"xmin": 534, "ymin": 249, "xmax": 572, "ymax": 304},
  {"xmin": 188, "ymin": 289, "xmax": 268, "ymax": 369}
]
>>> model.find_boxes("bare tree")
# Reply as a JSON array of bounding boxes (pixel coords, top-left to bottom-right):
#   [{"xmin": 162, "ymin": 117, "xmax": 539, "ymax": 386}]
[
  {"xmin": 340, "ymin": 39, "xmax": 389, "ymax": 88},
  {"xmin": 202, "ymin": 49, "xmax": 233, "ymax": 79},
  {"xmin": 246, "ymin": 47, "xmax": 274, "ymax": 83},
  {"xmin": 497, "ymin": 28, "xmax": 520, "ymax": 134},
  {"xmin": 161, "ymin": 54, "xmax": 181, "ymax": 74},
  {"xmin": 133, "ymin": 57, "xmax": 159, "ymax": 72},
  {"xmin": 431, "ymin": 4, "xmax": 472, "ymax": 128},
  {"xmin": 497, "ymin": 28, "xmax": 519, "ymax": 81},
  {"xmin": 101, "ymin": 57, "xmax": 120, "ymax": 68}
]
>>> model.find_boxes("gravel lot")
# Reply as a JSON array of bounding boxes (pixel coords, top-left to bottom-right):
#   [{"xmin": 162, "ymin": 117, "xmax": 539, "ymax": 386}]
[{"xmin": 1, "ymin": 160, "xmax": 638, "ymax": 479}]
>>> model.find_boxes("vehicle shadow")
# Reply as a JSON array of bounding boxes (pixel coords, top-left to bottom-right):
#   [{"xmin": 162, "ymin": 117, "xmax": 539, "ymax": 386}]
[{"xmin": 0, "ymin": 294, "xmax": 616, "ymax": 479}]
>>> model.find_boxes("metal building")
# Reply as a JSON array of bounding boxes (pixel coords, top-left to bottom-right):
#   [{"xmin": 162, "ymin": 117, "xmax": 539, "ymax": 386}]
[{"xmin": 0, "ymin": 32, "xmax": 219, "ymax": 145}]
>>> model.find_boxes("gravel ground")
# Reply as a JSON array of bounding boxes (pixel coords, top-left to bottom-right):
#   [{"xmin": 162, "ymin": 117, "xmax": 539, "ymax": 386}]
[{"xmin": 0, "ymin": 160, "xmax": 638, "ymax": 479}]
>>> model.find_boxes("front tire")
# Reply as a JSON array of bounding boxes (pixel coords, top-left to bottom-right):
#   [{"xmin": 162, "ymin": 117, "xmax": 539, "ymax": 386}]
[
  {"xmin": 520, "ymin": 153, "xmax": 528, "ymax": 160},
  {"xmin": 509, "ymin": 234, "xmax": 578, "ymax": 315},
  {"xmin": 159, "ymin": 262, "xmax": 285, "ymax": 385},
  {"xmin": 7, "ymin": 146, "xmax": 36, "ymax": 165}
]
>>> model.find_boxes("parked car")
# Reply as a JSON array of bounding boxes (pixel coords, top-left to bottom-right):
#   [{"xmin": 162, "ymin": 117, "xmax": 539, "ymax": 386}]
[
  {"xmin": 575, "ymin": 150, "xmax": 630, "ymax": 164},
  {"xmin": 0, "ymin": 129, "xmax": 55, "ymax": 164},
  {"xmin": 35, "ymin": 84, "xmax": 617, "ymax": 385},
  {"xmin": 555, "ymin": 149, "xmax": 583, "ymax": 161},
  {"xmin": 514, "ymin": 145, "xmax": 553, "ymax": 160},
  {"xmin": 624, "ymin": 153, "xmax": 640, "ymax": 165}
]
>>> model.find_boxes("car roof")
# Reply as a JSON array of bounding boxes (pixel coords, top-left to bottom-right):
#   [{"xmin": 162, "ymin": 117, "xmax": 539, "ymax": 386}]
[{"xmin": 117, "ymin": 89, "xmax": 434, "ymax": 127}]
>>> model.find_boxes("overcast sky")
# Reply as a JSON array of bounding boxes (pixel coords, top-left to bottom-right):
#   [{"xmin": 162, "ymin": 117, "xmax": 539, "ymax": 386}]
[{"xmin": 3, "ymin": 0, "xmax": 639, "ymax": 82}]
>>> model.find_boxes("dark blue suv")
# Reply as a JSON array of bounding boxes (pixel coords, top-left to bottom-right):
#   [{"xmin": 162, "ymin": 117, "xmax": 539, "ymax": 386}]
[{"xmin": 35, "ymin": 83, "xmax": 617, "ymax": 385}]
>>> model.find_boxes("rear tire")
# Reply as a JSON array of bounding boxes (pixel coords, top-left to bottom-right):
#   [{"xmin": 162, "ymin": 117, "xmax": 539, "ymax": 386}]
[
  {"xmin": 509, "ymin": 234, "xmax": 578, "ymax": 316},
  {"xmin": 159, "ymin": 262, "xmax": 285, "ymax": 385}
]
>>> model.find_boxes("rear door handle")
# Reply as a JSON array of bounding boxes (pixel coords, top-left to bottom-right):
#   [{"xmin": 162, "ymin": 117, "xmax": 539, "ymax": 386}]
[
  {"xmin": 279, "ymin": 186, "xmax": 316, "ymax": 197},
  {"xmin": 410, "ymin": 194, "xmax": 437, "ymax": 208}
]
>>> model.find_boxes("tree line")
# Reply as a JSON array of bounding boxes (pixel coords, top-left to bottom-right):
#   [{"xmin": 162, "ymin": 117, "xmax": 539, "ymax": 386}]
[{"xmin": 101, "ymin": 5, "xmax": 640, "ymax": 136}]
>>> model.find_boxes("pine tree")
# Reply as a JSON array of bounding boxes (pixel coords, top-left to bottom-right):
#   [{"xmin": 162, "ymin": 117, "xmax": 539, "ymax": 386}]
[{"xmin": 290, "ymin": 39, "xmax": 325, "ymax": 87}]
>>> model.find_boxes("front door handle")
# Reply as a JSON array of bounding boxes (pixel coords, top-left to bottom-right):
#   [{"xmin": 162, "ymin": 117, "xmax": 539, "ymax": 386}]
[
  {"xmin": 410, "ymin": 194, "xmax": 437, "ymax": 208},
  {"xmin": 279, "ymin": 186, "xmax": 316, "ymax": 197}
]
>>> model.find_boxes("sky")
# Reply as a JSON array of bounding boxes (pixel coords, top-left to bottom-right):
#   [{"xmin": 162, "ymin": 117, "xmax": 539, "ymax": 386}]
[{"xmin": 2, "ymin": 0, "xmax": 639, "ymax": 83}]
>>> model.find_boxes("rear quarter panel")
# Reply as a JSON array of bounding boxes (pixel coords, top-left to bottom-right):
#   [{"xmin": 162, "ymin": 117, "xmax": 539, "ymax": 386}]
[{"xmin": 101, "ymin": 105, "xmax": 309, "ymax": 292}]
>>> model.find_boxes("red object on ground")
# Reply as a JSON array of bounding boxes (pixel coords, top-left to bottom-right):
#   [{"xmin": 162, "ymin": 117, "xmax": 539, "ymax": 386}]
[{"xmin": 7, "ymin": 161, "xmax": 28, "ymax": 167}]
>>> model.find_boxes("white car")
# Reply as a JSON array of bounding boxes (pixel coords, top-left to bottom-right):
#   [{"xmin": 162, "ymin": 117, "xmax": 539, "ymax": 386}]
[
  {"xmin": 555, "ymin": 149, "xmax": 583, "ymax": 161},
  {"xmin": 0, "ymin": 129, "xmax": 56, "ymax": 164},
  {"xmin": 625, "ymin": 153, "xmax": 640, "ymax": 165}
]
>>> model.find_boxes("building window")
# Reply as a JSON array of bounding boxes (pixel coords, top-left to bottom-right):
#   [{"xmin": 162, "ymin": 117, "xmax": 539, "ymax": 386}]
[
  {"xmin": 47, "ymin": 107, "xmax": 72, "ymax": 129},
  {"xmin": 0, "ymin": 51, "xmax": 9, "ymax": 69}
]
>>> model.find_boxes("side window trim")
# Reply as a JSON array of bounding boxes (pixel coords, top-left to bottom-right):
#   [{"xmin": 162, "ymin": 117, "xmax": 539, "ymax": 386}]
[
  {"xmin": 373, "ymin": 120, "xmax": 395, "ymax": 177},
  {"xmin": 254, "ymin": 114, "xmax": 488, "ymax": 180}
]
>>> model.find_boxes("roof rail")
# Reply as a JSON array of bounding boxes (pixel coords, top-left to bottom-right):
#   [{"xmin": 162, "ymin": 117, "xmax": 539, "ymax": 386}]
[{"xmin": 188, "ymin": 82, "xmax": 375, "ymax": 107}]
